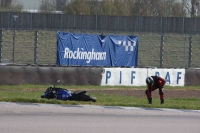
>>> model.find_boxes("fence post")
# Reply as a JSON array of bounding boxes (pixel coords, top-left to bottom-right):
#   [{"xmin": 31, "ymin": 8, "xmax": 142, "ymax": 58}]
[
  {"xmin": 73, "ymin": 14, "xmax": 76, "ymax": 29},
  {"xmin": 0, "ymin": 29, "xmax": 3, "ymax": 63},
  {"xmin": 12, "ymin": 28, "xmax": 16, "ymax": 63},
  {"xmin": 160, "ymin": 17, "xmax": 163, "ymax": 34},
  {"xmin": 188, "ymin": 36, "xmax": 192, "ymax": 68},
  {"xmin": 96, "ymin": 15, "xmax": 98, "ymax": 31},
  {"xmin": 12, "ymin": 29, "xmax": 16, "ymax": 63},
  {"xmin": 184, "ymin": 34, "xmax": 186, "ymax": 67},
  {"xmin": 34, "ymin": 30, "xmax": 39, "ymax": 64},
  {"xmin": 182, "ymin": 17, "xmax": 185, "ymax": 34},
  {"xmin": 160, "ymin": 35, "xmax": 164, "ymax": 68},
  {"xmin": 12, "ymin": 15, "xmax": 18, "ymax": 63}
]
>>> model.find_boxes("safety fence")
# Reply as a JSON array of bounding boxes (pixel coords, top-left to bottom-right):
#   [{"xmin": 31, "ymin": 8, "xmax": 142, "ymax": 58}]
[
  {"xmin": 0, "ymin": 29, "xmax": 200, "ymax": 68},
  {"xmin": 1, "ymin": 12, "xmax": 200, "ymax": 34}
]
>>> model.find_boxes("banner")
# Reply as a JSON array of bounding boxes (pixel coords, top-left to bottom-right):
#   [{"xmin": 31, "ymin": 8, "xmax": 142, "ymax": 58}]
[
  {"xmin": 101, "ymin": 68, "xmax": 185, "ymax": 86},
  {"xmin": 57, "ymin": 32, "xmax": 138, "ymax": 67}
]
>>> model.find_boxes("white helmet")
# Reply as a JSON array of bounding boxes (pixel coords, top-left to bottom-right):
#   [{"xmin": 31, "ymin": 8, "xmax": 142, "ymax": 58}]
[{"xmin": 146, "ymin": 76, "xmax": 154, "ymax": 86}]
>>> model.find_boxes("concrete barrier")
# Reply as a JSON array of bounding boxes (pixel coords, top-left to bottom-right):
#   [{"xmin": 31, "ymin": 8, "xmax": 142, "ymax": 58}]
[
  {"xmin": 185, "ymin": 69, "xmax": 200, "ymax": 86},
  {"xmin": 0, "ymin": 66, "xmax": 103, "ymax": 85},
  {"xmin": 0, "ymin": 66, "xmax": 199, "ymax": 86}
]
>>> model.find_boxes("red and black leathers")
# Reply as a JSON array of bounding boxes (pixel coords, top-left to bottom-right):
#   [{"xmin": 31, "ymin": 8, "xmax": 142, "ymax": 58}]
[{"xmin": 145, "ymin": 76, "xmax": 166, "ymax": 104}]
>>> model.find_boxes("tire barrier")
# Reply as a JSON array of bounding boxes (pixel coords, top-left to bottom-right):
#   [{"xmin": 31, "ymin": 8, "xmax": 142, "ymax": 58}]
[{"xmin": 0, "ymin": 66, "xmax": 103, "ymax": 85}]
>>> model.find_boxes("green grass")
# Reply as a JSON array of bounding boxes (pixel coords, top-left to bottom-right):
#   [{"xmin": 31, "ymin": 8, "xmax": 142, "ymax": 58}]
[{"xmin": 0, "ymin": 85, "xmax": 200, "ymax": 110}]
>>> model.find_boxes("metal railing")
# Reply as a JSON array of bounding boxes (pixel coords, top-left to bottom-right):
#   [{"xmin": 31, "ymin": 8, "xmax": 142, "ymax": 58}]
[
  {"xmin": 0, "ymin": 29, "xmax": 200, "ymax": 68},
  {"xmin": 1, "ymin": 12, "xmax": 200, "ymax": 34}
]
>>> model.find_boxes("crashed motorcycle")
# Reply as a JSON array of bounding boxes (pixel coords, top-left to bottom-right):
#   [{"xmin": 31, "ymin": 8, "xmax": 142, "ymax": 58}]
[{"xmin": 41, "ymin": 85, "xmax": 97, "ymax": 102}]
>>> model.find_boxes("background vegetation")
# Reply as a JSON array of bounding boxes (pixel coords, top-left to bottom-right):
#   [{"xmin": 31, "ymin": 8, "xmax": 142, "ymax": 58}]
[{"xmin": 0, "ymin": 0, "xmax": 200, "ymax": 17}]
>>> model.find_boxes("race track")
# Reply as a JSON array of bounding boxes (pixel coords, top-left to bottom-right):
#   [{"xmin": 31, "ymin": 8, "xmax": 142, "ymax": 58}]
[{"xmin": 0, "ymin": 102, "xmax": 200, "ymax": 133}]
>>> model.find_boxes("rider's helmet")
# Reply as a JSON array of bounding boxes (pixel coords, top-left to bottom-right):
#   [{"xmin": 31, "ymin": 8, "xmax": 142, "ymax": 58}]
[{"xmin": 146, "ymin": 76, "xmax": 154, "ymax": 86}]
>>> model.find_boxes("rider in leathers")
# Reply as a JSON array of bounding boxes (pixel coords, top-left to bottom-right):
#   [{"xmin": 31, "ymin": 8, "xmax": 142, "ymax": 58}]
[{"xmin": 145, "ymin": 76, "xmax": 166, "ymax": 104}]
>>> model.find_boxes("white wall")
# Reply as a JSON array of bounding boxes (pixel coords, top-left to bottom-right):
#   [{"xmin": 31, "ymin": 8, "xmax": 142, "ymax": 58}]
[{"xmin": 101, "ymin": 68, "xmax": 185, "ymax": 86}]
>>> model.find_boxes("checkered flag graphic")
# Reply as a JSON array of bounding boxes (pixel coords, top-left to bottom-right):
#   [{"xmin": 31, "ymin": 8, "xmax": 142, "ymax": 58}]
[{"xmin": 118, "ymin": 41, "xmax": 136, "ymax": 51}]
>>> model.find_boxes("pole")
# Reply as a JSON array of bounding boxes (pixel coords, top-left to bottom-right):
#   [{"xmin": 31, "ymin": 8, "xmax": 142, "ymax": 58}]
[
  {"xmin": 188, "ymin": 36, "xmax": 192, "ymax": 68},
  {"xmin": 184, "ymin": 34, "xmax": 186, "ymax": 67},
  {"xmin": 160, "ymin": 35, "xmax": 164, "ymax": 68},
  {"xmin": 12, "ymin": 15, "xmax": 18, "ymax": 63},
  {"xmin": 34, "ymin": 31, "xmax": 39, "ymax": 64},
  {"xmin": 0, "ymin": 29, "xmax": 3, "ymax": 63},
  {"xmin": 12, "ymin": 20, "xmax": 16, "ymax": 63}
]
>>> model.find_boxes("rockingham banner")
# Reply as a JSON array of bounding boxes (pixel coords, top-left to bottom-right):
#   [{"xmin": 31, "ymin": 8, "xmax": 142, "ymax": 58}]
[
  {"xmin": 101, "ymin": 68, "xmax": 185, "ymax": 86},
  {"xmin": 57, "ymin": 32, "xmax": 138, "ymax": 66}
]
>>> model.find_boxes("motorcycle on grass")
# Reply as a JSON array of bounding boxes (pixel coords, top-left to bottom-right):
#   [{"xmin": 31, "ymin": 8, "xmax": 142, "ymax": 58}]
[{"xmin": 41, "ymin": 80, "xmax": 97, "ymax": 102}]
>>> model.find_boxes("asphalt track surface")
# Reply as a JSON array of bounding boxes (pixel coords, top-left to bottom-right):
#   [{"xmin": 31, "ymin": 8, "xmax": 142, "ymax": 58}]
[{"xmin": 0, "ymin": 102, "xmax": 200, "ymax": 133}]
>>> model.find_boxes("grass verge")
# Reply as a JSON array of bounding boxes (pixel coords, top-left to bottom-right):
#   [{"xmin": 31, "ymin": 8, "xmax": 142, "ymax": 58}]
[{"xmin": 0, "ymin": 85, "xmax": 200, "ymax": 110}]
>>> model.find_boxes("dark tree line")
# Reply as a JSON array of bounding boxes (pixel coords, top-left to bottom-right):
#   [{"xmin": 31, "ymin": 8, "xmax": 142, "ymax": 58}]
[
  {"xmin": 0, "ymin": 0, "xmax": 22, "ymax": 11},
  {"xmin": 0, "ymin": 0, "xmax": 200, "ymax": 17},
  {"xmin": 39, "ymin": 0, "xmax": 200, "ymax": 17}
]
